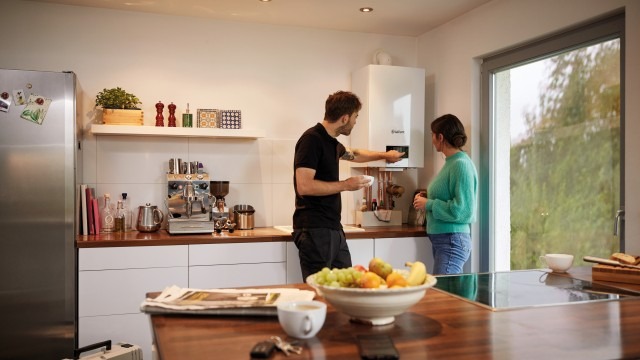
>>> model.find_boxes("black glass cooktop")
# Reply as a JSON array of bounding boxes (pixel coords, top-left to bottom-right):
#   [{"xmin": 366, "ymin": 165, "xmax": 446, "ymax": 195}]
[{"xmin": 433, "ymin": 270, "xmax": 640, "ymax": 311}]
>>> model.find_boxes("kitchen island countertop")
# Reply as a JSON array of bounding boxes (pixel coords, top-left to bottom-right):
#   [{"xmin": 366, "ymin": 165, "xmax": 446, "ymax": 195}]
[
  {"xmin": 76, "ymin": 224, "xmax": 427, "ymax": 248},
  {"xmin": 148, "ymin": 267, "xmax": 640, "ymax": 359}
]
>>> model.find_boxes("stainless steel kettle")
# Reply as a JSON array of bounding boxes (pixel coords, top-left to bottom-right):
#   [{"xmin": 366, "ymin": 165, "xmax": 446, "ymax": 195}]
[{"xmin": 137, "ymin": 203, "xmax": 164, "ymax": 232}]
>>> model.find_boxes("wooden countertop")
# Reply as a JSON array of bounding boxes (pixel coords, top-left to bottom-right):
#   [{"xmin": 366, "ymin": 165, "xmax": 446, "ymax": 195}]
[
  {"xmin": 148, "ymin": 267, "xmax": 640, "ymax": 360},
  {"xmin": 76, "ymin": 225, "xmax": 427, "ymax": 248}
]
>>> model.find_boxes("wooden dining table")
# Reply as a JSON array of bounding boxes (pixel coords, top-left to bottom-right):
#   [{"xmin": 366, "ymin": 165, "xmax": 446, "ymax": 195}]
[{"xmin": 147, "ymin": 267, "xmax": 640, "ymax": 359}]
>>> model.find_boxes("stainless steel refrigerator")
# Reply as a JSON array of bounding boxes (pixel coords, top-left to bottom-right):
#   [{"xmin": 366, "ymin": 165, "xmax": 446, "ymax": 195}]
[{"xmin": 0, "ymin": 69, "xmax": 80, "ymax": 359}]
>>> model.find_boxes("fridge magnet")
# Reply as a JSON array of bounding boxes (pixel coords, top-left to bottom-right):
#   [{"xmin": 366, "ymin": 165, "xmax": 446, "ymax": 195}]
[
  {"xmin": 0, "ymin": 98, "xmax": 9, "ymax": 113},
  {"xmin": 20, "ymin": 94, "xmax": 51, "ymax": 125},
  {"xmin": 0, "ymin": 92, "xmax": 11, "ymax": 113},
  {"xmin": 12, "ymin": 89, "xmax": 26, "ymax": 106},
  {"xmin": 197, "ymin": 109, "xmax": 219, "ymax": 128}
]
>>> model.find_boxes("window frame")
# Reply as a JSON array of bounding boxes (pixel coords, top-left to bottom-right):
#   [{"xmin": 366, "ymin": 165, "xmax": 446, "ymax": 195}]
[{"xmin": 479, "ymin": 12, "xmax": 625, "ymax": 272}]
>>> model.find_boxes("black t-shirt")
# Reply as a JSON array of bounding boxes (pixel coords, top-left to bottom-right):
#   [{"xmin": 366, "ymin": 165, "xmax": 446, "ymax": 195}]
[{"xmin": 293, "ymin": 123, "xmax": 346, "ymax": 230}]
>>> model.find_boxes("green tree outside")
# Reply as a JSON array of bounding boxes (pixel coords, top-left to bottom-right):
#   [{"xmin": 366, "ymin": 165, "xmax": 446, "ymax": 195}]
[{"xmin": 510, "ymin": 40, "xmax": 620, "ymax": 269}]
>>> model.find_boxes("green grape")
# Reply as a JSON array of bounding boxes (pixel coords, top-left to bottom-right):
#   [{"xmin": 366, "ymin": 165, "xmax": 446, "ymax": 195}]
[
  {"xmin": 315, "ymin": 273, "xmax": 326, "ymax": 285},
  {"xmin": 344, "ymin": 272, "xmax": 354, "ymax": 285},
  {"xmin": 326, "ymin": 272, "xmax": 337, "ymax": 283},
  {"xmin": 328, "ymin": 281, "xmax": 341, "ymax": 287}
]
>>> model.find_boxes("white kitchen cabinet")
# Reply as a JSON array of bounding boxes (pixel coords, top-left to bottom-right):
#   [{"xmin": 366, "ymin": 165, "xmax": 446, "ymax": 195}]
[
  {"xmin": 78, "ymin": 246, "xmax": 189, "ymax": 360},
  {"xmin": 351, "ymin": 65, "xmax": 425, "ymax": 168},
  {"xmin": 78, "ymin": 266, "xmax": 188, "ymax": 316},
  {"xmin": 190, "ymin": 263, "xmax": 286, "ymax": 288},
  {"xmin": 188, "ymin": 242, "xmax": 287, "ymax": 288},
  {"xmin": 374, "ymin": 236, "xmax": 432, "ymax": 273},
  {"xmin": 286, "ymin": 239, "xmax": 374, "ymax": 284}
]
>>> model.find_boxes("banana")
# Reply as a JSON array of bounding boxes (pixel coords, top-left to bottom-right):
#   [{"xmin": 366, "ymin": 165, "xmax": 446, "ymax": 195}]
[{"xmin": 404, "ymin": 261, "xmax": 427, "ymax": 286}]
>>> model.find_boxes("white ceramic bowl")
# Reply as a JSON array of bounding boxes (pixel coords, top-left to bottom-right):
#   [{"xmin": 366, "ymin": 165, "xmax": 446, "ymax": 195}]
[{"xmin": 306, "ymin": 270, "xmax": 437, "ymax": 325}]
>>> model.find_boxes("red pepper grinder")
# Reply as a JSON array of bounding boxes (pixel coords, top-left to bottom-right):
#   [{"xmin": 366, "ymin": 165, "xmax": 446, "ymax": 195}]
[
  {"xmin": 155, "ymin": 101, "xmax": 164, "ymax": 127},
  {"xmin": 167, "ymin": 102, "xmax": 177, "ymax": 127}
]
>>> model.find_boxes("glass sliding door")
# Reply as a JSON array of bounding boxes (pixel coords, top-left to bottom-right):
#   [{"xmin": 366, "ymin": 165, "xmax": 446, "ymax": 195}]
[{"xmin": 480, "ymin": 13, "xmax": 624, "ymax": 271}]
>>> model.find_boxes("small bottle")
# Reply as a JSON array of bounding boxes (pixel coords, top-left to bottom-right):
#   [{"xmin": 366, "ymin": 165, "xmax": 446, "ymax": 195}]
[
  {"xmin": 371, "ymin": 199, "xmax": 378, "ymax": 211},
  {"xmin": 115, "ymin": 200, "xmax": 125, "ymax": 233},
  {"xmin": 101, "ymin": 194, "xmax": 115, "ymax": 233},
  {"xmin": 121, "ymin": 193, "xmax": 132, "ymax": 231}
]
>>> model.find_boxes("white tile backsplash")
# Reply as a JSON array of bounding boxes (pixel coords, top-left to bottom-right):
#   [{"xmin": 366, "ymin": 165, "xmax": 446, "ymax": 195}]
[
  {"xmin": 188, "ymin": 138, "xmax": 272, "ymax": 184},
  {"xmin": 96, "ymin": 136, "xmax": 189, "ymax": 184},
  {"xmin": 86, "ymin": 135, "xmax": 415, "ymax": 228},
  {"xmin": 272, "ymin": 139, "xmax": 295, "ymax": 183},
  {"xmin": 271, "ymin": 183, "xmax": 296, "ymax": 226}
]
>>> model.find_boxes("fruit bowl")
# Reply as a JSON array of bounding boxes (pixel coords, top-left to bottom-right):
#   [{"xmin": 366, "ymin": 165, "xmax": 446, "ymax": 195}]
[{"xmin": 306, "ymin": 269, "xmax": 437, "ymax": 325}]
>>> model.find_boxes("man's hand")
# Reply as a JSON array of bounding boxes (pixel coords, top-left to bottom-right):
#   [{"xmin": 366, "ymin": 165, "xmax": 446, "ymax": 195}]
[
  {"xmin": 384, "ymin": 150, "xmax": 405, "ymax": 163},
  {"xmin": 343, "ymin": 175, "xmax": 370, "ymax": 191}
]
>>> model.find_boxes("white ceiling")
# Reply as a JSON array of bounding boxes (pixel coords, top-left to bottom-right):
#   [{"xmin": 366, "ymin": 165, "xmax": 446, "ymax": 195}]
[{"xmin": 25, "ymin": 0, "xmax": 491, "ymax": 37}]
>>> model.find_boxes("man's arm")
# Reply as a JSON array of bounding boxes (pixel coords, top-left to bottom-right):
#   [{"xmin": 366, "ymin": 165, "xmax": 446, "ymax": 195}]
[
  {"xmin": 296, "ymin": 167, "xmax": 368, "ymax": 196},
  {"xmin": 342, "ymin": 148, "xmax": 405, "ymax": 163}
]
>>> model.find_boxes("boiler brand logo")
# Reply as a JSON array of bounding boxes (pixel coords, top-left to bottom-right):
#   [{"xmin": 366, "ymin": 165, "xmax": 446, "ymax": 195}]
[{"xmin": 391, "ymin": 129, "xmax": 405, "ymax": 134}]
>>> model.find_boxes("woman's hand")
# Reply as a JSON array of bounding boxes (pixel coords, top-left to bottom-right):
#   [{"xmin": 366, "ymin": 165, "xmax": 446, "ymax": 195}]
[{"xmin": 413, "ymin": 193, "xmax": 427, "ymax": 210}]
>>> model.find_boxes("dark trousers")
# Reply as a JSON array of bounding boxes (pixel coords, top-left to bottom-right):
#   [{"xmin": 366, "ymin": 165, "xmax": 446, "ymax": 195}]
[{"xmin": 293, "ymin": 228, "xmax": 352, "ymax": 280}]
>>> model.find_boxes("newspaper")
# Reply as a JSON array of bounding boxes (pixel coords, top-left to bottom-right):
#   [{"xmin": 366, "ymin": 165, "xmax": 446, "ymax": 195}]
[{"xmin": 141, "ymin": 285, "xmax": 316, "ymax": 316}]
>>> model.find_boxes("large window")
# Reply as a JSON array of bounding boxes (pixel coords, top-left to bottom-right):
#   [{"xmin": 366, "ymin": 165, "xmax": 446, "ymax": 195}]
[{"xmin": 480, "ymin": 13, "xmax": 624, "ymax": 272}]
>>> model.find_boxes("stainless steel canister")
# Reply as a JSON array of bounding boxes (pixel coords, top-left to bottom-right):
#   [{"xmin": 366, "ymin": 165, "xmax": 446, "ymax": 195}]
[{"xmin": 233, "ymin": 204, "xmax": 255, "ymax": 230}]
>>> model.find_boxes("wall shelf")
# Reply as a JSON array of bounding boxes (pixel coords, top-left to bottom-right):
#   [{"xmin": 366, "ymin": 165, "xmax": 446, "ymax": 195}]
[{"xmin": 90, "ymin": 124, "xmax": 265, "ymax": 139}]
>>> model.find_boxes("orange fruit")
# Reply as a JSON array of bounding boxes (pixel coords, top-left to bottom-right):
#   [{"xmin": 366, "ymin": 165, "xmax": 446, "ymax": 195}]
[
  {"xmin": 359, "ymin": 271, "xmax": 383, "ymax": 288},
  {"xmin": 386, "ymin": 272, "xmax": 408, "ymax": 288}
]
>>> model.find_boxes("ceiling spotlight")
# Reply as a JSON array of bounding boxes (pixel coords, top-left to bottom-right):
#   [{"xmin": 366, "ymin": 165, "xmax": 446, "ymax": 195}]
[
  {"xmin": 259, "ymin": 0, "xmax": 272, "ymax": 2},
  {"xmin": 360, "ymin": 7, "xmax": 374, "ymax": 13}
]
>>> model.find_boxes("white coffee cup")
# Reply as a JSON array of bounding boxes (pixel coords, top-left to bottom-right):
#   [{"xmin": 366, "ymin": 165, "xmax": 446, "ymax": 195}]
[
  {"xmin": 277, "ymin": 300, "xmax": 326, "ymax": 339},
  {"xmin": 539, "ymin": 253, "xmax": 574, "ymax": 273}
]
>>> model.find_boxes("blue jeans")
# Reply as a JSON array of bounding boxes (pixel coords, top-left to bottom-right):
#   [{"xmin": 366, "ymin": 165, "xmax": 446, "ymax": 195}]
[{"xmin": 428, "ymin": 232, "xmax": 471, "ymax": 274}]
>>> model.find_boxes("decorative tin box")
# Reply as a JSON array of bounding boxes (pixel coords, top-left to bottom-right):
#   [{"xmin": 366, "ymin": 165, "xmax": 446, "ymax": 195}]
[
  {"xmin": 220, "ymin": 110, "xmax": 242, "ymax": 129},
  {"xmin": 197, "ymin": 109, "xmax": 219, "ymax": 128}
]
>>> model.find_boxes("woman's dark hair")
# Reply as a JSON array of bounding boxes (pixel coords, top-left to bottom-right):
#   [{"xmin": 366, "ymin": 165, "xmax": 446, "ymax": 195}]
[
  {"xmin": 431, "ymin": 114, "xmax": 467, "ymax": 149},
  {"xmin": 324, "ymin": 91, "xmax": 362, "ymax": 122}
]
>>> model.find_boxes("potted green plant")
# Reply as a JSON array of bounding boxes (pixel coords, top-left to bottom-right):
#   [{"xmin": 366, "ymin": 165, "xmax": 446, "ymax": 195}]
[{"xmin": 95, "ymin": 87, "xmax": 143, "ymax": 125}]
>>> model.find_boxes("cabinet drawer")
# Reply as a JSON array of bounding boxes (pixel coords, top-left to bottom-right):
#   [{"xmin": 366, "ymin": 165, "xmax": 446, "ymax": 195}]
[
  {"xmin": 374, "ymin": 236, "xmax": 431, "ymax": 271},
  {"xmin": 79, "ymin": 245, "xmax": 188, "ymax": 270},
  {"xmin": 189, "ymin": 262, "xmax": 286, "ymax": 289},
  {"xmin": 79, "ymin": 267, "xmax": 188, "ymax": 316},
  {"xmin": 189, "ymin": 242, "xmax": 285, "ymax": 265}
]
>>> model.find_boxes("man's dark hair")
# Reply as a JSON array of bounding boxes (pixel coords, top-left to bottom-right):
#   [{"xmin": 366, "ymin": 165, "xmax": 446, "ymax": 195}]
[{"xmin": 324, "ymin": 91, "xmax": 362, "ymax": 122}]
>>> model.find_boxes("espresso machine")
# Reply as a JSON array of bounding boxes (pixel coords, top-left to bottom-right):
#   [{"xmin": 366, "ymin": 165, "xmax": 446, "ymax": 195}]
[
  {"xmin": 210, "ymin": 180, "xmax": 236, "ymax": 233},
  {"xmin": 166, "ymin": 160, "xmax": 216, "ymax": 234}
]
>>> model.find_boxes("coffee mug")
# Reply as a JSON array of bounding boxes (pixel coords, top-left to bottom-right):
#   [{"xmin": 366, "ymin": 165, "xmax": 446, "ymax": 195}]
[
  {"xmin": 277, "ymin": 300, "xmax": 326, "ymax": 339},
  {"xmin": 539, "ymin": 253, "xmax": 574, "ymax": 273}
]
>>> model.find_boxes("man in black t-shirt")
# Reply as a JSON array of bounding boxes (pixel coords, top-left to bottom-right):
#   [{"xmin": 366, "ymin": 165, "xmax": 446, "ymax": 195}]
[{"xmin": 293, "ymin": 91, "xmax": 404, "ymax": 279}]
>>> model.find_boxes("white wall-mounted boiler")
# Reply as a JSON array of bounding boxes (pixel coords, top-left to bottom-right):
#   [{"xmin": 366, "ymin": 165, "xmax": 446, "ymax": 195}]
[
  {"xmin": 350, "ymin": 65, "xmax": 430, "ymax": 168},
  {"xmin": 350, "ymin": 65, "xmax": 425, "ymax": 168}
]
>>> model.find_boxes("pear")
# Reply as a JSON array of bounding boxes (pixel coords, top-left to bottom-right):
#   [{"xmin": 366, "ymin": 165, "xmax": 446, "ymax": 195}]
[{"xmin": 368, "ymin": 257, "xmax": 393, "ymax": 280}]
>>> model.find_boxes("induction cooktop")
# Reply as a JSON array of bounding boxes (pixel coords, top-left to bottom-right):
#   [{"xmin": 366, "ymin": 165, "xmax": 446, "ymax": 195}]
[{"xmin": 433, "ymin": 269, "xmax": 640, "ymax": 311}]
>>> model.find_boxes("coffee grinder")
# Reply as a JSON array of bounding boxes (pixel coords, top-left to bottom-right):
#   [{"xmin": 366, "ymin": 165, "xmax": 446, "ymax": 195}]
[{"xmin": 210, "ymin": 180, "xmax": 236, "ymax": 233}]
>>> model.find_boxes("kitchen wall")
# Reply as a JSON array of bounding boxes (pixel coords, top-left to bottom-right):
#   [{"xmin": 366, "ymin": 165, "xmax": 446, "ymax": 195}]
[
  {"xmin": 1, "ymin": 0, "xmax": 421, "ymax": 228},
  {"xmin": 416, "ymin": 0, "xmax": 640, "ymax": 265}
]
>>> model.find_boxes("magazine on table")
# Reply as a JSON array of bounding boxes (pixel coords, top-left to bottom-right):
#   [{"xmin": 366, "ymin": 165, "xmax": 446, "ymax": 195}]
[{"xmin": 141, "ymin": 285, "xmax": 316, "ymax": 316}]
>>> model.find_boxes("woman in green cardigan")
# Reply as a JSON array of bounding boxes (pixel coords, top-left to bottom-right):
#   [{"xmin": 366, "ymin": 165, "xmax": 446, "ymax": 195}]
[{"xmin": 413, "ymin": 114, "xmax": 478, "ymax": 274}]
